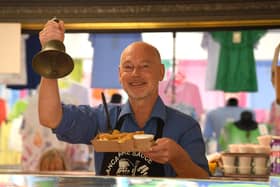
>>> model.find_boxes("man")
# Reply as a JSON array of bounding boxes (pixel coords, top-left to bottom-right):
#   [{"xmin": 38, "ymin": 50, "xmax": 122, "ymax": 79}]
[{"xmin": 38, "ymin": 19, "xmax": 209, "ymax": 178}]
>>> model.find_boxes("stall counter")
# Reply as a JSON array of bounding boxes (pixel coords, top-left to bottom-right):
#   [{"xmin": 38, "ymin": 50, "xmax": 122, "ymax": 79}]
[{"xmin": 0, "ymin": 171, "xmax": 276, "ymax": 187}]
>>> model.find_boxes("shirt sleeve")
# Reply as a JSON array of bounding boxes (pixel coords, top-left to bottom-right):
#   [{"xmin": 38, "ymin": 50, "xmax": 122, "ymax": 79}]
[{"xmin": 52, "ymin": 104, "xmax": 101, "ymax": 144}]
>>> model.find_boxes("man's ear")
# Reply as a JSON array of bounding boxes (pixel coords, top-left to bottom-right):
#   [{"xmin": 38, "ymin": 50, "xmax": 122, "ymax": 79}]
[
  {"xmin": 118, "ymin": 66, "xmax": 121, "ymax": 84},
  {"xmin": 159, "ymin": 64, "xmax": 165, "ymax": 81}
]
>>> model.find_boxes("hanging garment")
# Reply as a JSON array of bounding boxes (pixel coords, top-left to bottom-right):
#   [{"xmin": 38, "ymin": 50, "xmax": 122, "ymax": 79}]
[
  {"xmin": 201, "ymin": 32, "xmax": 221, "ymax": 90},
  {"xmin": 21, "ymin": 93, "xmax": 68, "ymax": 171},
  {"xmin": 0, "ymin": 120, "xmax": 22, "ymax": 165},
  {"xmin": 8, "ymin": 116, "xmax": 23, "ymax": 152},
  {"xmin": 211, "ymin": 30, "xmax": 266, "ymax": 92},
  {"xmin": 0, "ymin": 98, "xmax": 7, "ymax": 125},
  {"xmin": 269, "ymin": 101, "xmax": 280, "ymax": 136},
  {"xmin": 159, "ymin": 80, "xmax": 203, "ymax": 117},
  {"xmin": 0, "ymin": 34, "xmax": 28, "ymax": 85},
  {"xmin": 60, "ymin": 81, "xmax": 91, "ymax": 106},
  {"xmin": 69, "ymin": 58, "xmax": 84, "ymax": 83},
  {"xmin": 88, "ymin": 33, "xmax": 142, "ymax": 89},
  {"xmin": 0, "ymin": 23, "xmax": 21, "ymax": 74},
  {"xmin": 248, "ymin": 60, "xmax": 275, "ymax": 110},
  {"xmin": 21, "ymin": 88, "xmax": 90, "ymax": 171},
  {"xmin": 7, "ymin": 99, "xmax": 28, "ymax": 121},
  {"xmin": 7, "ymin": 34, "xmax": 41, "ymax": 89}
]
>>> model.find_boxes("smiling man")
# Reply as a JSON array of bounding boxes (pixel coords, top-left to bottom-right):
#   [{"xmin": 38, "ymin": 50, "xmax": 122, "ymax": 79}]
[{"xmin": 37, "ymin": 19, "xmax": 209, "ymax": 178}]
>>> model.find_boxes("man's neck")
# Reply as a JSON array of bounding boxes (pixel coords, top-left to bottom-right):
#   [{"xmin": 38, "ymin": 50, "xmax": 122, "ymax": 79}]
[{"xmin": 129, "ymin": 96, "xmax": 158, "ymax": 128}]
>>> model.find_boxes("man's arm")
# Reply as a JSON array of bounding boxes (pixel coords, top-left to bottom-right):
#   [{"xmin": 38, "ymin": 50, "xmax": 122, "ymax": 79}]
[
  {"xmin": 144, "ymin": 138, "xmax": 209, "ymax": 178},
  {"xmin": 167, "ymin": 140, "xmax": 209, "ymax": 178},
  {"xmin": 38, "ymin": 78, "xmax": 62, "ymax": 129},
  {"xmin": 38, "ymin": 19, "xmax": 65, "ymax": 129}
]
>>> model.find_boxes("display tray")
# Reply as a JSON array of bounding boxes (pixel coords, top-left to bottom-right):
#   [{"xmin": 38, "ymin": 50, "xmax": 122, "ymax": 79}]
[
  {"xmin": 223, "ymin": 173, "xmax": 269, "ymax": 179},
  {"xmin": 222, "ymin": 152, "xmax": 269, "ymax": 157},
  {"xmin": 221, "ymin": 152, "xmax": 270, "ymax": 178},
  {"xmin": 210, "ymin": 176, "xmax": 269, "ymax": 182}
]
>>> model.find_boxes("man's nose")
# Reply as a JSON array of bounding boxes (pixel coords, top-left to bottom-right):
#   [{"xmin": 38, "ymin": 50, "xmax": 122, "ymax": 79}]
[{"xmin": 131, "ymin": 66, "xmax": 141, "ymax": 75}]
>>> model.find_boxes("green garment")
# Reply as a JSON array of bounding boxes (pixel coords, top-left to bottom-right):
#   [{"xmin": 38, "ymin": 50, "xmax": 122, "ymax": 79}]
[
  {"xmin": 7, "ymin": 100, "xmax": 28, "ymax": 121},
  {"xmin": 211, "ymin": 30, "xmax": 266, "ymax": 92},
  {"xmin": 70, "ymin": 58, "xmax": 83, "ymax": 82},
  {"xmin": 161, "ymin": 59, "xmax": 172, "ymax": 70},
  {"xmin": 219, "ymin": 122, "xmax": 261, "ymax": 151},
  {"xmin": 59, "ymin": 58, "xmax": 84, "ymax": 89}
]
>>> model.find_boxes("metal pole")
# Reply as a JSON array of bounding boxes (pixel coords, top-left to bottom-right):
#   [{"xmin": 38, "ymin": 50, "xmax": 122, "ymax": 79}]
[{"xmin": 171, "ymin": 32, "xmax": 176, "ymax": 104}]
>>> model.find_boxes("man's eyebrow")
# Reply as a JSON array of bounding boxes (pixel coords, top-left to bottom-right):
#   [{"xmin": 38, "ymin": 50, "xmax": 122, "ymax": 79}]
[{"xmin": 121, "ymin": 60, "xmax": 132, "ymax": 64}]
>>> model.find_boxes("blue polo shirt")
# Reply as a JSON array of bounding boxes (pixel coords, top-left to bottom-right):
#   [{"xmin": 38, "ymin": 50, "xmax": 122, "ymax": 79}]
[{"xmin": 53, "ymin": 97, "xmax": 209, "ymax": 176}]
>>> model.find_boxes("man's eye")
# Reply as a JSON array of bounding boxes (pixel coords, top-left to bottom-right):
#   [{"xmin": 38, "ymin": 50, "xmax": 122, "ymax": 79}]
[
  {"xmin": 123, "ymin": 65, "xmax": 134, "ymax": 71},
  {"xmin": 141, "ymin": 64, "xmax": 150, "ymax": 69}
]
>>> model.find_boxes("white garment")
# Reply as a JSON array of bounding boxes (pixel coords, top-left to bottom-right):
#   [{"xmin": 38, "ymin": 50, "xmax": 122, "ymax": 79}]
[
  {"xmin": 0, "ymin": 34, "xmax": 28, "ymax": 85},
  {"xmin": 63, "ymin": 81, "xmax": 91, "ymax": 105},
  {"xmin": 8, "ymin": 116, "xmax": 23, "ymax": 152},
  {"xmin": 201, "ymin": 32, "xmax": 220, "ymax": 90},
  {"xmin": 21, "ymin": 88, "xmax": 90, "ymax": 171}
]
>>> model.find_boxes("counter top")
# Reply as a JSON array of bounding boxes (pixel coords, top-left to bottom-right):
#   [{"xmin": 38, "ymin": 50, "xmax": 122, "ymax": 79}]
[
  {"xmin": 0, "ymin": 169, "xmax": 95, "ymax": 177},
  {"xmin": 0, "ymin": 171, "xmax": 273, "ymax": 187}
]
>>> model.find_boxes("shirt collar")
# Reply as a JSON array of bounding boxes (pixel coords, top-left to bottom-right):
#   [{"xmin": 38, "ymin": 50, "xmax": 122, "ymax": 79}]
[{"xmin": 118, "ymin": 96, "xmax": 167, "ymax": 122}]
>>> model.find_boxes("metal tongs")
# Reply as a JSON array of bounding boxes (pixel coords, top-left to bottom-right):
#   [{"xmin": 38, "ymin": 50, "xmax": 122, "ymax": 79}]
[{"xmin": 101, "ymin": 92, "xmax": 113, "ymax": 133}]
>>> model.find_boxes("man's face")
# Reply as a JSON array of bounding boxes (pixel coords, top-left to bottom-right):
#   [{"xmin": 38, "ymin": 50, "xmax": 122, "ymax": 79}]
[{"xmin": 119, "ymin": 42, "xmax": 164, "ymax": 101}]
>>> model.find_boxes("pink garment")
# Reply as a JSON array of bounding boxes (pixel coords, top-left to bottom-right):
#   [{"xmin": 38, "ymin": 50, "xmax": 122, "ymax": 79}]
[
  {"xmin": 159, "ymin": 80, "xmax": 203, "ymax": 117},
  {"xmin": 269, "ymin": 101, "xmax": 280, "ymax": 135},
  {"xmin": 176, "ymin": 60, "xmax": 225, "ymax": 111},
  {"xmin": 19, "ymin": 89, "xmax": 28, "ymax": 99},
  {"xmin": 254, "ymin": 109, "xmax": 269, "ymax": 123},
  {"xmin": 238, "ymin": 92, "xmax": 247, "ymax": 107}
]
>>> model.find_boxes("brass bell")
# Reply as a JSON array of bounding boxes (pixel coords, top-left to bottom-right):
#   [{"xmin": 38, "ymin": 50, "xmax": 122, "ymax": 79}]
[{"xmin": 32, "ymin": 39, "xmax": 74, "ymax": 79}]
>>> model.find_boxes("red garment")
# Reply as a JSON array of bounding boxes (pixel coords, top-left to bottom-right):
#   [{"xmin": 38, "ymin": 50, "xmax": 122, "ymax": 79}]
[{"xmin": 0, "ymin": 98, "xmax": 7, "ymax": 125}]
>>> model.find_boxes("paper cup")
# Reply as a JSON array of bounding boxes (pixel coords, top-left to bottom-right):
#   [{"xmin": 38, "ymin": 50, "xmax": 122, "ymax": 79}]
[
  {"xmin": 254, "ymin": 167, "xmax": 268, "ymax": 175},
  {"xmin": 253, "ymin": 145, "xmax": 271, "ymax": 154},
  {"xmin": 228, "ymin": 144, "xmax": 240, "ymax": 153},
  {"xmin": 238, "ymin": 156, "xmax": 252, "ymax": 167},
  {"xmin": 238, "ymin": 166, "xmax": 251, "ymax": 174},
  {"xmin": 221, "ymin": 155, "xmax": 235, "ymax": 166},
  {"xmin": 133, "ymin": 134, "xmax": 154, "ymax": 140},
  {"xmin": 253, "ymin": 157, "xmax": 267, "ymax": 168},
  {"xmin": 223, "ymin": 165, "xmax": 237, "ymax": 174},
  {"xmin": 238, "ymin": 144, "xmax": 255, "ymax": 153},
  {"xmin": 257, "ymin": 135, "xmax": 272, "ymax": 147},
  {"xmin": 133, "ymin": 134, "xmax": 154, "ymax": 152}
]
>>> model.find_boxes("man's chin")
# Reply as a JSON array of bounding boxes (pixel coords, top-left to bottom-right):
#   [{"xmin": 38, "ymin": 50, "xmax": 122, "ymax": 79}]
[{"xmin": 128, "ymin": 93, "xmax": 147, "ymax": 100}]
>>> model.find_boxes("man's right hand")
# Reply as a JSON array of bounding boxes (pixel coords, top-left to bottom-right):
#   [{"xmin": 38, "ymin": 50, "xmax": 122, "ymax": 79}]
[{"xmin": 39, "ymin": 19, "xmax": 65, "ymax": 47}]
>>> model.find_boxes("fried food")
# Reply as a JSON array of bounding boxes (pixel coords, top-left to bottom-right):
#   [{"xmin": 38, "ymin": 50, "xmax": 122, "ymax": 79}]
[
  {"xmin": 112, "ymin": 129, "xmax": 120, "ymax": 135},
  {"xmin": 97, "ymin": 130, "xmax": 144, "ymax": 143}
]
